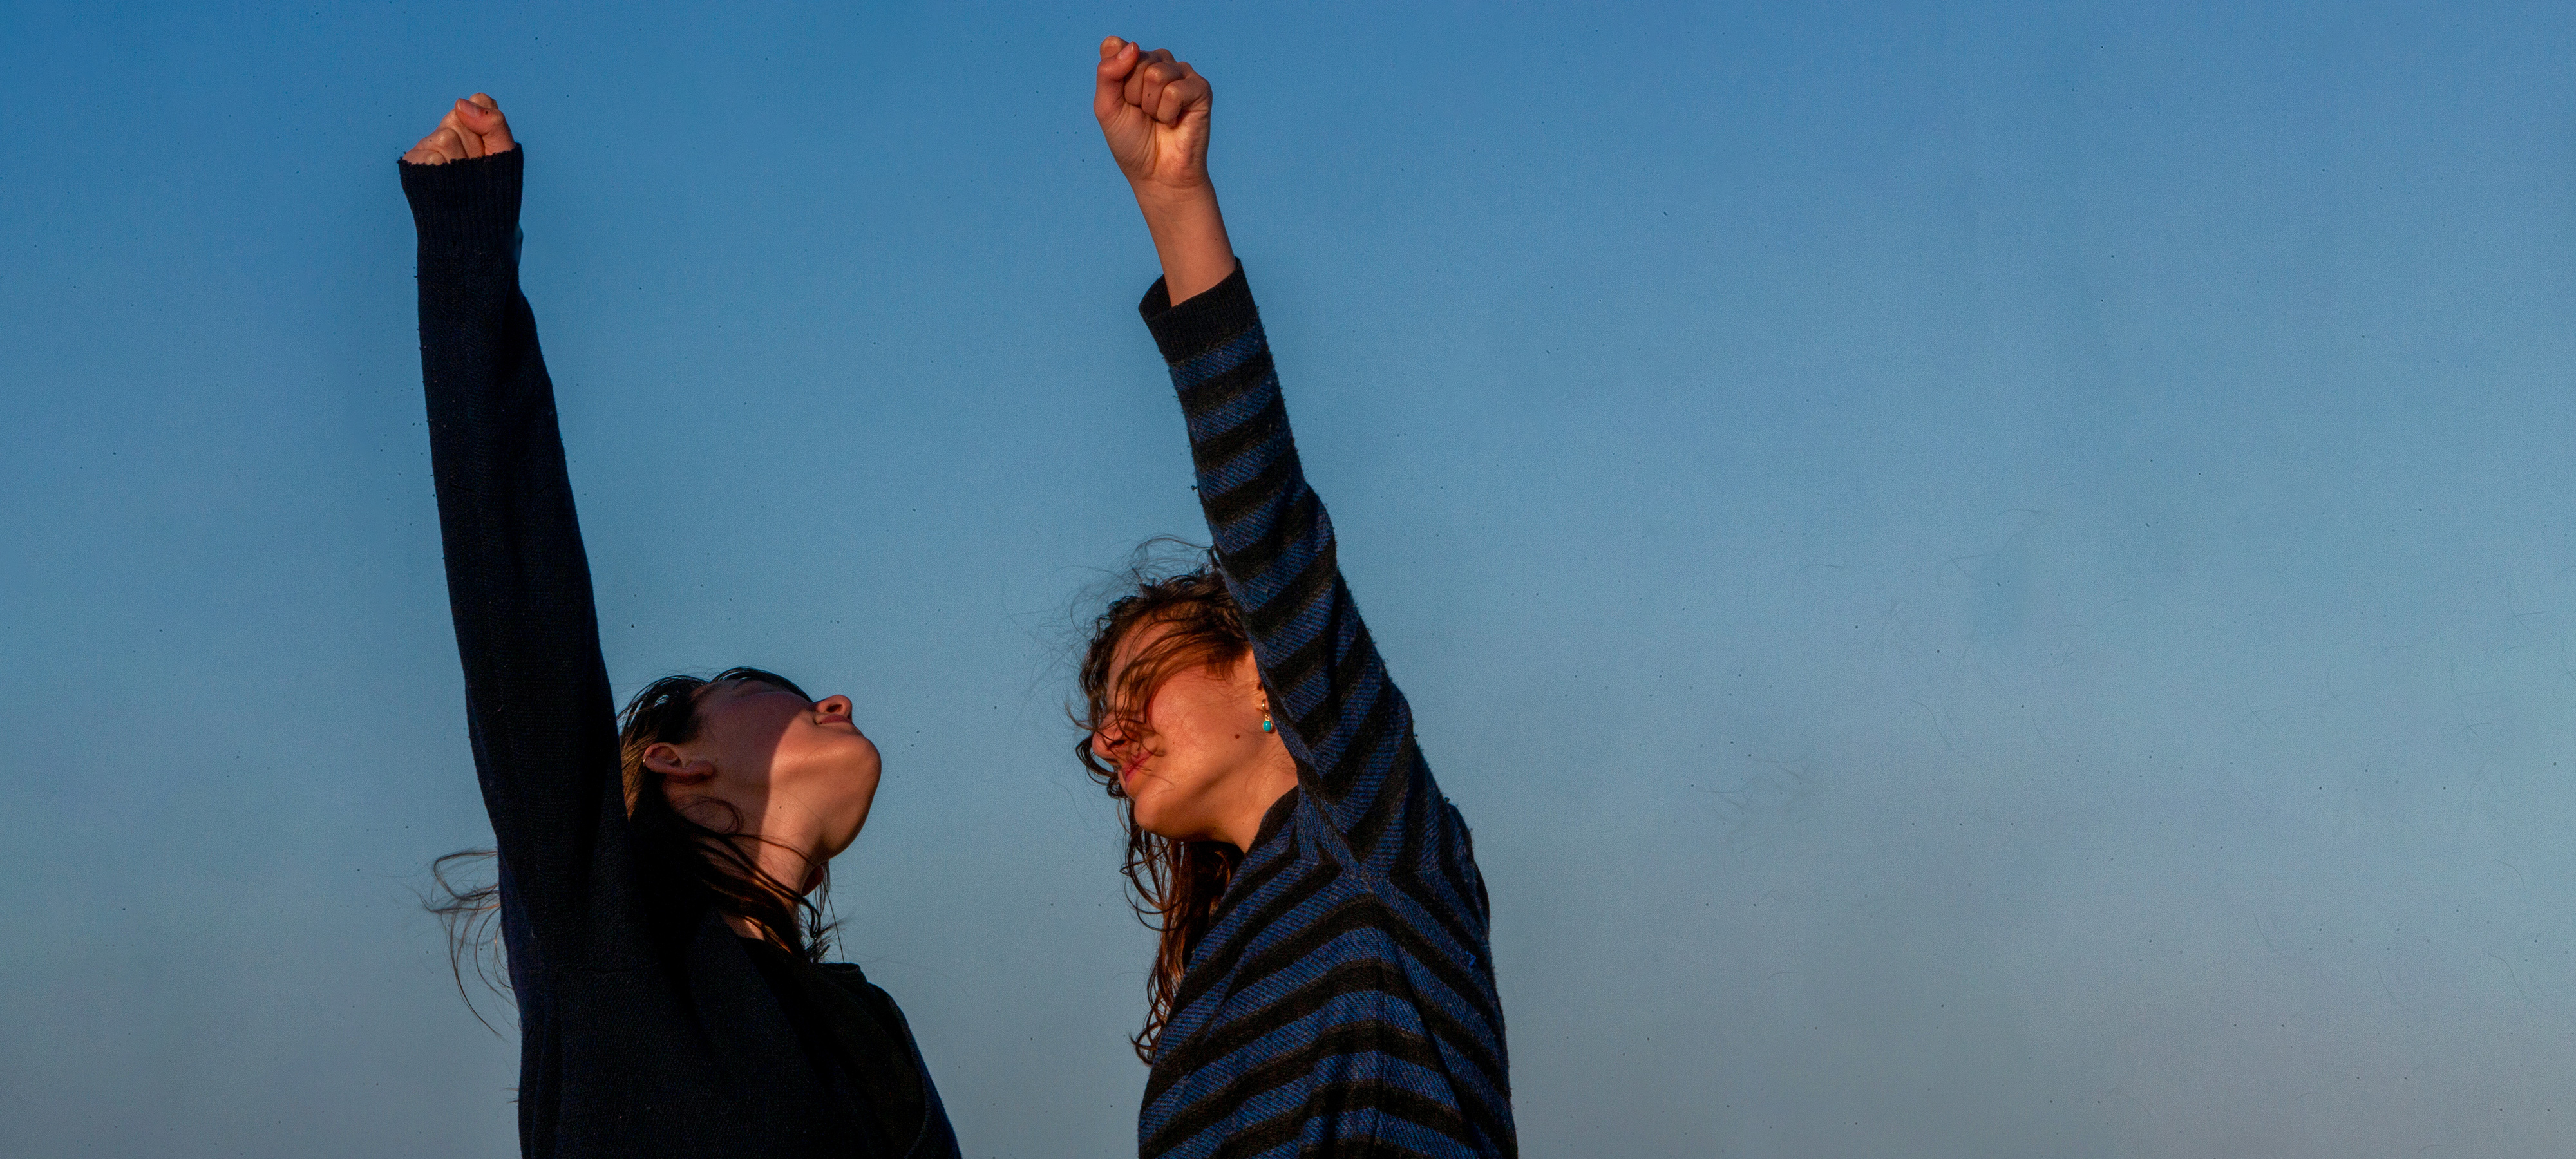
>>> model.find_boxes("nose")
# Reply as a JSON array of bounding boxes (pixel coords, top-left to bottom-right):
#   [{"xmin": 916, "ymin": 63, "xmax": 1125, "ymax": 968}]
[{"xmin": 817, "ymin": 694, "xmax": 853, "ymax": 719}]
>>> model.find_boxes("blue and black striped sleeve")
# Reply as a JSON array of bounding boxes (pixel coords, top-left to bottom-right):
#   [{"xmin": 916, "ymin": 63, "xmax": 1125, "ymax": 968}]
[{"xmin": 1139, "ymin": 266, "xmax": 1450, "ymax": 876}]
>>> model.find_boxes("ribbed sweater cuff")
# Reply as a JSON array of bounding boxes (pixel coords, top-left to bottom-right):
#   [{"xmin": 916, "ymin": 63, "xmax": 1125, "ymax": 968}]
[
  {"xmin": 1138, "ymin": 261, "xmax": 1259, "ymax": 364},
  {"xmin": 400, "ymin": 146, "xmax": 525, "ymax": 262}
]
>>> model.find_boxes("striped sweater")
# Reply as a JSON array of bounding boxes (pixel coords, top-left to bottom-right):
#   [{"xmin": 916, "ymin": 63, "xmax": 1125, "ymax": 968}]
[{"xmin": 1135, "ymin": 267, "xmax": 1516, "ymax": 1159}]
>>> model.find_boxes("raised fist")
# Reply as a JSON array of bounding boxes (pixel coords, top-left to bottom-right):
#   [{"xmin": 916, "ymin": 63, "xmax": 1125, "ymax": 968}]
[
  {"xmin": 1094, "ymin": 39, "xmax": 1211, "ymax": 200},
  {"xmin": 403, "ymin": 94, "xmax": 515, "ymax": 165}
]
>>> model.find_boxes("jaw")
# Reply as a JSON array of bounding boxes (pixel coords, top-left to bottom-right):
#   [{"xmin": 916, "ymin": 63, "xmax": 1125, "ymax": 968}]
[
  {"xmin": 1126, "ymin": 778, "xmax": 1178, "ymax": 838},
  {"xmin": 812, "ymin": 766, "xmax": 883, "ymax": 859},
  {"xmin": 1131, "ymin": 748, "xmax": 1297, "ymax": 850},
  {"xmin": 739, "ymin": 753, "xmax": 882, "ymax": 872},
  {"xmin": 795, "ymin": 735, "xmax": 884, "ymax": 843},
  {"xmin": 1129, "ymin": 775, "xmax": 1222, "ymax": 844},
  {"xmin": 826, "ymin": 788, "xmax": 877, "ymax": 857}
]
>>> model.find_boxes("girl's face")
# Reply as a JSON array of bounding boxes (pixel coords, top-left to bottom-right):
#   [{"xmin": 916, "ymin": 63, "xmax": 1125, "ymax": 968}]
[
  {"xmin": 648, "ymin": 680, "xmax": 884, "ymax": 876},
  {"xmin": 1092, "ymin": 622, "xmax": 1294, "ymax": 849}
]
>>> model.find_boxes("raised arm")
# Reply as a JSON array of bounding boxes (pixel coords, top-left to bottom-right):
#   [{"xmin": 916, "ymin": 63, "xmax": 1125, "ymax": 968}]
[
  {"xmin": 400, "ymin": 97, "xmax": 628, "ymax": 963},
  {"xmin": 1097, "ymin": 42, "xmax": 1448, "ymax": 872}
]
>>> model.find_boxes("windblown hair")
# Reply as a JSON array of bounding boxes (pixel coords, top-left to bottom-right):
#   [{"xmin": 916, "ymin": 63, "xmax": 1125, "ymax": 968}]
[
  {"xmin": 428, "ymin": 667, "xmax": 837, "ymax": 1022},
  {"xmin": 1074, "ymin": 552, "xmax": 1264, "ymax": 1063}
]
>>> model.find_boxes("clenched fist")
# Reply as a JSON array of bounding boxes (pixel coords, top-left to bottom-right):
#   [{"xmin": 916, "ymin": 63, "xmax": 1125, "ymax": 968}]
[
  {"xmin": 1094, "ymin": 39, "xmax": 1234, "ymax": 303},
  {"xmin": 1095, "ymin": 38, "xmax": 1211, "ymax": 201},
  {"xmin": 404, "ymin": 95, "xmax": 515, "ymax": 165}
]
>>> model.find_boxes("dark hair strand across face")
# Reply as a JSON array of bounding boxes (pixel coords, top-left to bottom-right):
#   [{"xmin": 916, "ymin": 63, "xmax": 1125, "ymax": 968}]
[{"xmin": 1074, "ymin": 551, "xmax": 1262, "ymax": 1064}]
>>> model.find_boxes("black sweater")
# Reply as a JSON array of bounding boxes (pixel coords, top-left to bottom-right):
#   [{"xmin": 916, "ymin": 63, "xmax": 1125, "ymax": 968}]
[{"xmin": 401, "ymin": 146, "xmax": 960, "ymax": 1159}]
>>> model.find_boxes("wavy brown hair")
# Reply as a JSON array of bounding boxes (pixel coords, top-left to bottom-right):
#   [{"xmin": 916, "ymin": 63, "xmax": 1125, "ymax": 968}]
[
  {"xmin": 429, "ymin": 668, "xmax": 838, "ymax": 1023},
  {"xmin": 1074, "ymin": 555, "xmax": 1267, "ymax": 1063}
]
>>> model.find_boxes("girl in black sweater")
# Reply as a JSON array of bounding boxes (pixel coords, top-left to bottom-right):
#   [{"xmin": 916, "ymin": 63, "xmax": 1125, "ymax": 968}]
[{"xmin": 399, "ymin": 95, "xmax": 960, "ymax": 1159}]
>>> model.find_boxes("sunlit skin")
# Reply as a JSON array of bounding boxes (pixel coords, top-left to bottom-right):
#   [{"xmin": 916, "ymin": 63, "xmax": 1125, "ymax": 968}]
[
  {"xmin": 403, "ymin": 93, "xmax": 514, "ymax": 165},
  {"xmin": 1095, "ymin": 37, "xmax": 1237, "ymax": 303},
  {"xmin": 1092, "ymin": 623, "xmax": 1299, "ymax": 853},
  {"xmin": 404, "ymin": 70, "xmax": 1258, "ymax": 878},
  {"xmin": 641, "ymin": 680, "xmax": 886, "ymax": 934},
  {"xmin": 1087, "ymin": 39, "xmax": 1296, "ymax": 851}
]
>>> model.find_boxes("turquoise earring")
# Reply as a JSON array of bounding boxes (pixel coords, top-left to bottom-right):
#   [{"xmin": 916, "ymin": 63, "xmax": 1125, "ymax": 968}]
[{"xmin": 1260, "ymin": 709, "xmax": 1275, "ymax": 733}]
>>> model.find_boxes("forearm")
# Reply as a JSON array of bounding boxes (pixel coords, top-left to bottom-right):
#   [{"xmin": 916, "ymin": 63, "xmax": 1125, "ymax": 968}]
[
  {"xmin": 1141, "ymin": 270, "xmax": 1435, "ymax": 862},
  {"xmin": 1132, "ymin": 184, "xmax": 1236, "ymax": 306},
  {"xmin": 401, "ymin": 147, "xmax": 621, "ymax": 933}
]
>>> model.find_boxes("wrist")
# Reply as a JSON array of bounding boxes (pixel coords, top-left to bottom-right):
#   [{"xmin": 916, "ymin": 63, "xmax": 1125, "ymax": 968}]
[
  {"xmin": 1130, "ymin": 180, "xmax": 1219, "ymax": 224},
  {"xmin": 1125, "ymin": 175, "xmax": 1233, "ymax": 304}
]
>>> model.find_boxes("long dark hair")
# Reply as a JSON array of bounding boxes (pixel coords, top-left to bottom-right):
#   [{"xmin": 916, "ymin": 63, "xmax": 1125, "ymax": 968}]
[
  {"xmin": 1074, "ymin": 554, "xmax": 1259, "ymax": 1063},
  {"xmin": 428, "ymin": 667, "xmax": 838, "ymax": 1021}
]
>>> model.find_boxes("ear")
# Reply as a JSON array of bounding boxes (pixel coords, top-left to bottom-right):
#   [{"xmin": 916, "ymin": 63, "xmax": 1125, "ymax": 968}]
[{"xmin": 642, "ymin": 742, "xmax": 714, "ymax": 784}]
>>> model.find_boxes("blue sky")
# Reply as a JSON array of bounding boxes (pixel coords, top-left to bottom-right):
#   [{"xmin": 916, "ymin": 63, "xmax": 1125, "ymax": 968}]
[{"xmin": 8, "ymin": 1, "xmax": 2576, "ymax": 1155}]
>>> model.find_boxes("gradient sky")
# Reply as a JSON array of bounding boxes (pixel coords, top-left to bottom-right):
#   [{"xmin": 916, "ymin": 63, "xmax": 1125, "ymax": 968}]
[{"xmin": 9, "ymin": 1, "xmax": 2576, "ymax": 1156}]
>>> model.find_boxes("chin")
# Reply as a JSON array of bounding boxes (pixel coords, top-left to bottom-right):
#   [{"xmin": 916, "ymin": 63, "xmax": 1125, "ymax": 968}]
[
  {"xmin": 809, "ymin": 747, "xmax": 884, "ymax": 824},
  {"xmin": 844, "ymin": 763, "xmax": 884, "ymax": 813},
  {"xmin": 1123, "ymin": 788, "xmax": 1162, "ymax": 833},
  {"xmin": 832, "ymin": 735, "xmax": 884, "ymax": 782},
  {"xmin": 1127, "ymin": 793, "xmax": 1191, "ymax": 842}
]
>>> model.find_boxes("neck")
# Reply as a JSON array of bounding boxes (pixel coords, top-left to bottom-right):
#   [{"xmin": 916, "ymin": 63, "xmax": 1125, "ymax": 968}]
[
  {"xmin": 705, "ymin": 815, "xmax": 831, "ymax": 944},
  {"xmin": 754, "ymin": 820, "xmax": 829, "ymax": 889},
  {"xmin": 1211, "ymin": 758, "xmax": 1300, "ymax": 852}
]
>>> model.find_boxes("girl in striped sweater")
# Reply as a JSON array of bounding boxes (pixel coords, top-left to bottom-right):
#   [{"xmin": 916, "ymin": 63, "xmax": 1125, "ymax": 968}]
[{"xmin": 1077, "ymin": 39, "xmax": 1517, "ymax": 1159}]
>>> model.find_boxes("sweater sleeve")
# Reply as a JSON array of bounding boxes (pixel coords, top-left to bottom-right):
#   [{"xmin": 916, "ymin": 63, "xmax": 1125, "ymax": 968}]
[
  {"xmin": 1139, "ymin": 267, "xmax": 1451, "ymax": 874},
  {"xmin": 401, "ymin": 147, "xmax": 632, "ymax": 968}
]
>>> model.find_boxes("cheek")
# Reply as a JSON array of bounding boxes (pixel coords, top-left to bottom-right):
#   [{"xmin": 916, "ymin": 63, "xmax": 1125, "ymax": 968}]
[
  {"xmin": 1150, "ymin": 677, "xmax": 1249, "ymax": 746},
  {"xmin": 1139, "ymin": 711, "xmax": 1243, "ymax": 792}
]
